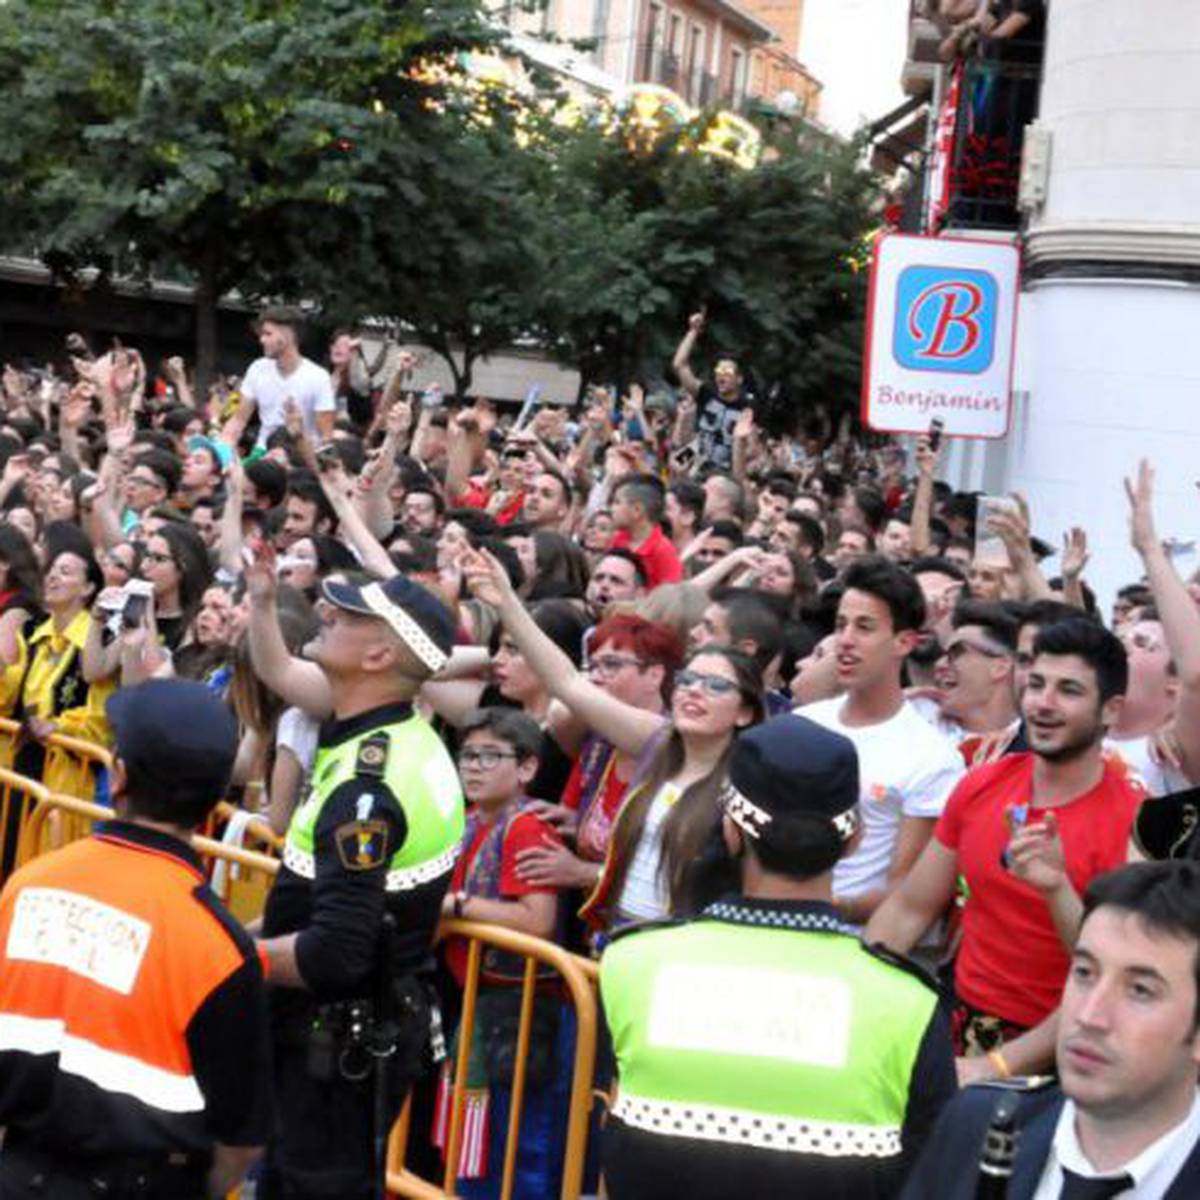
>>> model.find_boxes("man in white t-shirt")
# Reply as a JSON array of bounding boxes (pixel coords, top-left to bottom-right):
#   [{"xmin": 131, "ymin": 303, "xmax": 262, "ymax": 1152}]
[
  {"xmin": 798, "ymin": 557, "xmax": 964, "ymax": 925},
  {"xmin": 230, "ymin": 307, "xmax": 336, "ymax": 448}
]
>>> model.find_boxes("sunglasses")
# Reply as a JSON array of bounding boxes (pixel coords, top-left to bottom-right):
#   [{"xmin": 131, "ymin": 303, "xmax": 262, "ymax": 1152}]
[{"xmin": 674, "ymin": 669, "xmax": 740, "ymax": 698}]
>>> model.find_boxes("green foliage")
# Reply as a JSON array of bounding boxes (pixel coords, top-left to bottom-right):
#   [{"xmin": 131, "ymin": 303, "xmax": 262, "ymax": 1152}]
[
  {"xmin": 0, "ymin": 0, "xmax": 500, "ymax": 377},
  {"xmin": 533, "ymin": 111, "xmax": 879, "ymax": 427},
  {"xmin": 0, "ymin": 0, "xmax": 877, "ymax": 421}
]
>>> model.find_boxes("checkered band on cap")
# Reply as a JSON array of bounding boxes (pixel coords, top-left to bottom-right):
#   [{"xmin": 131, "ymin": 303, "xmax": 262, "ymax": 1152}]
[
  {"xmin": 360, "ymin": 582, "xmax": 449, "ymax": 674},
  {"xmin": 721, "ymin": 782, "xmax": 773, "ymax": 840}
]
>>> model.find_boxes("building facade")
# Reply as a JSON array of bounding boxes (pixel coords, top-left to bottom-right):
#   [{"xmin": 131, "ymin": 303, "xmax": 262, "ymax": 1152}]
[
  {"xmin": 897, "ymin": 0, "xmax": 1200, "ymax": 607},
  {"xmin": 495, "ymin": 0, "xmax": 820, "ymax": 114}
]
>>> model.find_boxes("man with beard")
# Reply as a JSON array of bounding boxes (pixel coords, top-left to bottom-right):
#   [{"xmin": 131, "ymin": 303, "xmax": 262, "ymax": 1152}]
[{"xmin": 867, "ymin": 618, "xmax": 1143, "ymax": 1082}]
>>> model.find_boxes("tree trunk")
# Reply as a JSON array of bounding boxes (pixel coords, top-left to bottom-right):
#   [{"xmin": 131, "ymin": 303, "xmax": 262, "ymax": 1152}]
[{"xmin": 193, "ymin": 247, "xmax": 219, "ymax": 405}]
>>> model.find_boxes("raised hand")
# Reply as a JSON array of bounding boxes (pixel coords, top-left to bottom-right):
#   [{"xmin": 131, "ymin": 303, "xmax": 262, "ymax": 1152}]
[
  {"xmin": 244, "ymin": 542, "xmax": 278, "ymax": 605},
  {"xmin": 1060, "ymin": 526, "xmax": 1090, "ymax": 580},
  {"xmin": 461, "ymin": 546, "xmax": 513, "ymax": 609},
  {"xmin": 687, "ymin": 310, "xmax": 706, "ymax": 334},
  {"xmin": 1124, "ymin": 459, "xmax": 1158, "ymax": 556},
  {"xmin": 1005, "ymin": 810, "xmax": 1068, "ymax": 895},
  {"xmin": 105, "ymin": 416, "xmax": 135, "ymax": 458},
  {"xmin": 734, "ymin": 407, "xmax": 755, "ymax": 441},
  {"xmin": 914, "ymin": 434, "xmax": 940, "ymax": 479}
]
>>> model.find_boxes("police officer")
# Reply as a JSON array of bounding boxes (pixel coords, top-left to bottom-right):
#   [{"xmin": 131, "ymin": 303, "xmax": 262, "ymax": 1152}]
[
  {"xmin": 599, "ymin": 713, "xmax": 957, "ymax": 1199},
  {"xmin": 0, "ymin": 679, "xmax": 270, "ymax": 1199},
  {"xmin": 253, "ymin": 572, "xmax": 465, "ymax": 1199}
]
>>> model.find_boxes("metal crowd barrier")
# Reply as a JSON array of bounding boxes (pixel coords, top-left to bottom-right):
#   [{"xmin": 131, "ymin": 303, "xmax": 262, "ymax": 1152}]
[
  {"xmin": 0, "ymin": 768, "xmax": 51, "ymax": 879},
  {"xmin": 387, "ymin": 919, "xmax": 600, "ymax": 1200},
  {"xmin": 16, "ymin": 791, "xmax": 283, "ymax": 922},
  {"xmin": 10, "ymin": 787, "xmax": 604, "ymax": 1200}
]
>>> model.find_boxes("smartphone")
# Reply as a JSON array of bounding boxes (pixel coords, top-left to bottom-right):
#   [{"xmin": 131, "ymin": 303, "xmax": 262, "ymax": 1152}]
[
  {"xmin": 420, "ymin": 383, "xmax": 444, "ymax": 410},
  {"xmin": 122, "ymin": 579, "xmax": 154, "ymax": 629},
  {"xmin": 928, "ymin": 417, "xmax": 945, "ymax": 453},
  {"xmin": 975, "ymin": 494, "xmax": 1019, "ymax": 566},
  {"xmin": 315, "ymin": 443, "xmax": 341, "ymax": 470},
  {"xmin": 1001, "ymin": 802, "xmax": 1029, "ymax": 870}
]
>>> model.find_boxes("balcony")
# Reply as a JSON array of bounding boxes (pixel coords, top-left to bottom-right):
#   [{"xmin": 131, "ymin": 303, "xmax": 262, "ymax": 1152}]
[
  {"xmin": 634, "ymin": 41, "xmax": 738, "ymax": 111},
  {"xmin": 929, "ymin": 53, "xmax": 1042, "ymax": 233}
]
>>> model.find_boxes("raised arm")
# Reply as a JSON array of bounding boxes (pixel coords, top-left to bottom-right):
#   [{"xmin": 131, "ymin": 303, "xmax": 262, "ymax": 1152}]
[
  {"xmin": 245, "ymin": 545, "xmax": 333, "ymax": 720},
  {"xmin": 217, "ymin": 458, "xmax": 246, "ymax": 578},
  {"xmin": 908, "ymin": 434, "xmax": 939, "ymax": 558},
  {"xmin": 1127, "ymin": 460, "xmax": 1200, "ymax": 783},
  {"xmin": 315, "ymin": 458, "xmax": 397, "ymax": 581},
  {"xmin": 672, "ymin": 311, "xmax": 706, "ymax": 398},
  {"xmin": 462, "ymin": 549, "xmax": 663, "ymax": 757}
]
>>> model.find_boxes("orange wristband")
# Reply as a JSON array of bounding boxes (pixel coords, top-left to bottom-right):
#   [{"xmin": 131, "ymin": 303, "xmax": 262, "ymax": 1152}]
[{"xmin": 987, "ymin": 1048, "xmax": 1012, "ymax": 1079}]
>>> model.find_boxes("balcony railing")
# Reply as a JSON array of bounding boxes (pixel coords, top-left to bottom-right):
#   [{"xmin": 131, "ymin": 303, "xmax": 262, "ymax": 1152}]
[
  {"xmin": 634, "ymin": 40, "xmax": 737, "ymax": 111},
  {"xmin": 936, "ymin": 54, "xmax": 1043, "ymax": 232}
]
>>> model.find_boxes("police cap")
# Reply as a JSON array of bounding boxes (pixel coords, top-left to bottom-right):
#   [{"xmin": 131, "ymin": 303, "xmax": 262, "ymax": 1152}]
[
  {"xmin": 321, "ymin": 573, "xmax": 456, "ymax": 674},
  {"xmin": 724, "ymin": 714, "xmax": 860, "ymax": 846}
]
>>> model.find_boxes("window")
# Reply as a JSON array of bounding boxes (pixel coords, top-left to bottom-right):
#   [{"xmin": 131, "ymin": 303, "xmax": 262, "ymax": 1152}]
[
  {"xmin": 730, "ymin": 46, "xmax": 747, "ymax": 105},
  {"xmin": 591, "ymin": 0, "xmax": 612, "ymax": 65}
]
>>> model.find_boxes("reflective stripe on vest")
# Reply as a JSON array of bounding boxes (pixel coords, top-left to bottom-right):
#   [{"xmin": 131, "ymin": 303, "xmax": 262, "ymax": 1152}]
[
  {"xmin": 283, "ymin": 840, "xmax": 458, "ymax": 892},
  {"xmin": 284, "ymin": 712, "xmax": 464, "ymax": 886},
  {"xmin": 600, "ymin": 909, "xmax": 936, "ymax": 1155},
  {"xmin": 610, "ymin": 1090, "xmax": 901, "ymax": 1157},
  {"xmin": 0, "ymin": 1011, "xmax": 204, "ymax": 1113}
]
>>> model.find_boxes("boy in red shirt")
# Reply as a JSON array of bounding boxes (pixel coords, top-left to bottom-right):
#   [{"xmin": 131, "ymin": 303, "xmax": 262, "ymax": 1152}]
[
  {"xmin": 867, "ymin": 617, "xmax": 1141, "ymax": 1081},
  {"xmin": 438, "ymin": 707, "xmax": 569, "ymax": 1195}
]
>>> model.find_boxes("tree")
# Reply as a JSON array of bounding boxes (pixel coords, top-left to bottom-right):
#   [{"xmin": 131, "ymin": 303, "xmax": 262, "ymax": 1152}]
[
  {"xmin": 320, "ymin": 112, "xmax": 552, "ymax": 399},
  {"xmin": 534, "ymin": 110, "xmax": 879, "ymax": 429},
  {"xmin": 0, "ymin": 0, "xmax": 500, "ymax": 392}
]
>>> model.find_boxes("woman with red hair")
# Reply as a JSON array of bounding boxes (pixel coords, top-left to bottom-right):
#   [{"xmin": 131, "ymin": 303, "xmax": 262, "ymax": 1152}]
[{"xmin": 513, "ymin": 613, "xmax": 682, "ymax": 893}]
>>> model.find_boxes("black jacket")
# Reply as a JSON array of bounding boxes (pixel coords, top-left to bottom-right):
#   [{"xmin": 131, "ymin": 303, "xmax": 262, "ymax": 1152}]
[{"xmin": 902, "ymin": 1083, "xmax": 1200, "ymax": 1199}]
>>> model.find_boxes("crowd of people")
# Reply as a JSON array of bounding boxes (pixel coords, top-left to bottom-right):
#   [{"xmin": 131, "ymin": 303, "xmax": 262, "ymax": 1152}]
[{"xmin": 0, "ymin": 302, "xmax": 1198, "ymax": 1198}]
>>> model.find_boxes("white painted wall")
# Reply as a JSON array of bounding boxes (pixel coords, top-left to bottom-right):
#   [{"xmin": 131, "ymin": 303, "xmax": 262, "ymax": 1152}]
[{"xmin": 998, "ymin": 280, "xmax": 1200, "ymax": 611}]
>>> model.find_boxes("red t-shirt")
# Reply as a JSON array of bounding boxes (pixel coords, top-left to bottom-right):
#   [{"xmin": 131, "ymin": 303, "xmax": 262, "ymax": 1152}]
[
  {"xmin": 445, "ymin": 808, "xmax": 560, "ymax": 985},
  {"xmin": 610, "ymin": 525, "xmax": 682, "ymax": 588},
  {"xmin": 450, "ymin": 482, "xmax": 524, "ymax": 527},
  {"xmin": 935, "ymin": 753, "xmax": 1141, "ymax": 1028}
]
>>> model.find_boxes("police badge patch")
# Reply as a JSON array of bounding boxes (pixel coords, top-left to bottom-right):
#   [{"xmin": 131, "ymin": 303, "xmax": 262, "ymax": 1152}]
[{"xmin": 334, "ymin": 819, "xmax": 390, "ymax": 870}]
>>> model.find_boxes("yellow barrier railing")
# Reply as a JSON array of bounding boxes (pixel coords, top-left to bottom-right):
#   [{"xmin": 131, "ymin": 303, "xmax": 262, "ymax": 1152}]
[
  {"xmin": 13, "ymin": 791, "xmax": 603, "ymax": 1200},
  {"xmin": 18, "ymin": 792, "xmax": 283, "ymax": 923},
  {"xmin": 387, "ymin": 919, "xmax": 600, "ymax": 1200},
  {"xmin": 0, "ymin": 768, "xmax": 51, "ymax": 879}
]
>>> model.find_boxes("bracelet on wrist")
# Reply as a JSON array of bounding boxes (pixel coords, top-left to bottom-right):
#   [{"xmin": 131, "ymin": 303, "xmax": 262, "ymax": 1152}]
[{"xmin": 986, "ymin": 1048, "xmax": 1013, "ymax": 1079}]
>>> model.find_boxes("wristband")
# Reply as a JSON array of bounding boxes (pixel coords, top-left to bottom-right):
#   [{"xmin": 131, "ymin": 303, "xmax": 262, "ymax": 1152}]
[{"xmin": 986, "ymin": 1048, "xmax": 1012, "ymax": 1079}]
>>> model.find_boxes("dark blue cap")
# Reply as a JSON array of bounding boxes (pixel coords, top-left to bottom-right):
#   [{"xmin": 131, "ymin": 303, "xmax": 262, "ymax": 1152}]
[
  {"xmin": 107, "ymin": 679, "xmax": 238, "ymax": 793},
  {"xmin": 321, "ymin": 574, "xmax": 456, "ymax": 673},
  {"xmin": 725, "ymin": 714, "xmax": 861, "ymax": 845}
]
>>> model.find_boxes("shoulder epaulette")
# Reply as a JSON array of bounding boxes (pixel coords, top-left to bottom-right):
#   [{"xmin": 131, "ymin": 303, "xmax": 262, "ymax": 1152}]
[
  {"xmin": 861, "ymin": 940, "xmax": 942, "ymax": 993},
  {"xmin": 963, "ymin": 1075, "xmax": 1058, "ymax": 1095},
  {"xmin": 354, "ymin": 732, "xmax": 391, "ymax": 779},
  {"xmin": 1133, "ymin": 787, "xmax": 1200, "ymax": 861}
]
